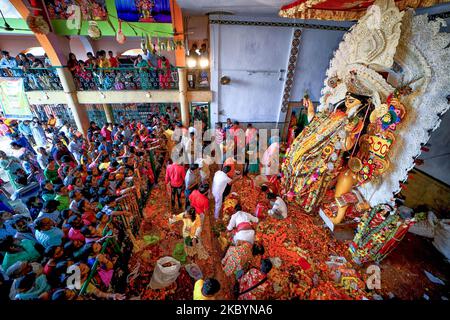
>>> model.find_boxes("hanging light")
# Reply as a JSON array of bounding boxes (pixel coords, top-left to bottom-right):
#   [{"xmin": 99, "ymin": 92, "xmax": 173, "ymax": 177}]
[
  {"xmin": 199, "ymin": 57, "xmax": 209, "ymax": 69},
  {"xmin": 186, "ymin": 55, "xmax": 197, "ymax": 68}
]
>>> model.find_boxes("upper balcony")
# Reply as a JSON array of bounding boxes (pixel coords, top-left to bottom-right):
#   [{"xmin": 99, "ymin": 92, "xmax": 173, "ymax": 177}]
[
  {"xmin": 0, "ymin": 67, "xmax": 63, "ymax": 91},
  {"xmin": 0, "ymin": 65, "xmax": 211, "ymax": 104},
  {"xmin": 72, "ymin": 65, "xmax": 180, "ymax": 91}
]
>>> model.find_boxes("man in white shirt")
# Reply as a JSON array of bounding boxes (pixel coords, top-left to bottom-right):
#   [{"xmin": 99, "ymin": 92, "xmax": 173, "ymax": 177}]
[
  {"xmin": 226, "ymin": 204, "xmax": 259, "ymax": 245},
  {"xmin": 68, "ymin": 136, "xmax": 83, "ymax": 164},
  {"xmin": 142, "ymin": 48, "xmax": 159, "ymax": 68},
  {"xmin": 267, "ymin": 193, "xmax": 287, "ymax": 219},
  {"xmin": 0, "ymin": 51, "xmax": 18, "ymax": 69},
  {"xmin": 212, "ymin": 166, "xmax": 234, "ymax": 220},
  {"xmin": 59, "ymin": 121, "xmax": 70, "ymax": 138}
]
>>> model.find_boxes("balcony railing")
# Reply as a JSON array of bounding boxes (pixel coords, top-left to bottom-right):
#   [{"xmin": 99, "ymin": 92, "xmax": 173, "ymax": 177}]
[
  {"xmin": 73, "ymin": 66, "xmax": 179, "ymax": 91},
  {"xmin": 0, "ymin": 66, "xmax": 179, "ymax": 92},
  {"xmin": 0, "ymin": 67, "xmax": 63, "ymax": 91}
]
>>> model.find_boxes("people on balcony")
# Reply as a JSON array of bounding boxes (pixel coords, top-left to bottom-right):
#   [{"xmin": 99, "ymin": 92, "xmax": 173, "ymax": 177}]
[
  {"xmin": 26, "ymin": 54, "xmax": 44, "ymax": 68},
  {"xmin": 0, "ymin": 51, "xmax": 18, "ymax": 69},
  {"xmin": 67, "ymin": 53, "xmax": 78, "ymax": 73},
  {"xmin": 17, "ymin": 53, "xmax": 30, "ymax": 70},
  {"xmin": 97, "ymin": 50, "xmax": 111, "ymax": 69},
  {"xmin": 142, "ymin": 48, "xmax": 159, "ymax": 68},
  {"xmin": 0, "ymin": 48, "xmax": 177, "ymax": 91},
  {"xmin": 108, "ymin": 51, "xmax": 119, "ymax": 68},
  {"xmin": 85, "ymin": 52, "xmax": 97, "ymax": 68},
  {"xmin": 0, "ymin": 52, "xmax": 20, "ymax": 77}
]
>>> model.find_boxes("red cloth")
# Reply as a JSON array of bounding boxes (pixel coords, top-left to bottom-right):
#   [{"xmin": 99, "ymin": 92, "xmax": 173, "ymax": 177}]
[
  {"xmin": 101, "ymin": 127, "xmax": 112, "ymax": 141},
  {"xmin": 228, "ymin": 125, "xmax": 245, "ymax": 148},
  {"xmin": 268, "ymin": 175, "xmax": 280, "ymax": 195},
  {"xmin": 165, "ymin": 163, "xmax": 186, "ymax": 188},
  {"xmin": 109, "ymin": 57, "xmax": 119, "ymax": 68},
  {"xmin": 236, "ymin": 222, "xmax": 253, "ymax": 232},
  {"xmin": 143, "ymin": 163, "xmax": 155, "ymax": 184},
  {"xmin": 297, "ymin": 257, "xmax": 311, "ymax": 270},
  {"xmin": 68, "ymin": 228, "xmax": 85, "ymax": 242},
  {"xmin": 224, "ymin": 158, "xmax": 236, "ymax": 177},
  {"xmin": 43, "ymin": 263, "xmax": 54, "ymax": 276},
  {"xmin": 82, "ymin": 211, "xmax": 96, "ymax": 225},
  {"xmin": 189, "ymin": 190, "xmax": 209, "ymax": 214}
]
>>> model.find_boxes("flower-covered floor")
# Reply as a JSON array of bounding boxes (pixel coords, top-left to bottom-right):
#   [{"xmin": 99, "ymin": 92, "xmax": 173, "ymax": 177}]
[{"xmin": 126, "ymin": 173, "xmax": 449, "ymax": 300}]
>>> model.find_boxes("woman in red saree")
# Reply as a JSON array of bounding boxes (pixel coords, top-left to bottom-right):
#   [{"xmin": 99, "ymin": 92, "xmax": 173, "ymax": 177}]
[
  {"xmin": 237, "ymin": 258, "xmax": 273, "ymax": 300},
  {"xmin": 158, "ymin": 56, "xmax": 171, "ymax": 89}
]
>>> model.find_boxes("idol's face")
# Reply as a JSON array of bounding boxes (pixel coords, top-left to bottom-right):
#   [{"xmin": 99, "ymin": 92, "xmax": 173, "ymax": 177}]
[{"xmin": 345, "ymin": 94, "xmax": 362, "ymax": 114}]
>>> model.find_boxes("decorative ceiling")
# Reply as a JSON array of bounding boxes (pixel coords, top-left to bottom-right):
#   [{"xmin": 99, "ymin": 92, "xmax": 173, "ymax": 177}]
[
  {"xmin": 0, "ymin": 0, "xmax": 174, "ymax": 36},
  {"xmin": 279, "ymin": 0, "xmax": 450, "ymax": 20}
]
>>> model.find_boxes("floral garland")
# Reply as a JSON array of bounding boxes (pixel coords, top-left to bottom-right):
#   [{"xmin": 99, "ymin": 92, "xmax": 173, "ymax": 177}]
[
  {"xmin": 279, "ymin": 0, "xmax": 447, "ymax": 21},
  {"xmin": 350, "ymin": 204, "xmax": 411, "ymax": 263}
]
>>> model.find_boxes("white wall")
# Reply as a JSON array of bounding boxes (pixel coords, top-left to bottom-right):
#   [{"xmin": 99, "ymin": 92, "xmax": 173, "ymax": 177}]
[
  {"xmin": 0, "ymin": 35, "xmax": 40, "ymax": 56},
  {"xmin": 209, "ymin": 15, "xmax": 351, "ymax": 127},
  {"xmin": 290, "ymin": 28, "xmax": 346, "ymax": 101},
  {"xmin": 211, "ymin": 23, "xmax": 292, "ymax": 125}
]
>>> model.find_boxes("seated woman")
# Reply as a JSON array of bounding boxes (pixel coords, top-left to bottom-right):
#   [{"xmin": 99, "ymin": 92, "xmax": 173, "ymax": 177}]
[
  {"xmin": 75, "ymin": 262, "xmax": 125, "ymax": 300},
  {"xmin": 0, "ymin": 236, "xmax": 42, "ymax": 271},
  {"xmin": 222, "ymin": 242, "xmax": 265, "ymax": 279},
  {"xmin": 25, "ymin": 196, "xmax": 43, "ymax": 220},
  {"xmin": 12, "ymin": 273, "xmax": 50, "ymax": 300},
  {"xmin": 80, "ymin": 225, "xmax": 102, "ymax": 243},
  {"xmin": 43, "ymin": 159, "xmax": 59, "ymax": 184},
  {"xmin": 37, "ymin": 200, "xmax": 61, "ymax": 225},
  {"xmin": 34, "ymin": 217, "xmax": 64, "ymax": 249},
  {"xmin": 237, "ymin": 258, "xmax": 273, "ymax": 300},
  {"xmin": 13, "ymin": 216, "xmax": 37, "ymax": 243}
]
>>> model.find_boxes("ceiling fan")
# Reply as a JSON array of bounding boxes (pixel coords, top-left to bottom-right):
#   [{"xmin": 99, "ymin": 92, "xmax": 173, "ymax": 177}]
[{"xmin": 0, "ymin": 9, "xmax": 31, "ymax": 32}]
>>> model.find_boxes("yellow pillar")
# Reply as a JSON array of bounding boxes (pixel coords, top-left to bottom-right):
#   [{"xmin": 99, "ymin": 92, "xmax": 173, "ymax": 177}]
[
  {"xmin": 178, "ymin": 68, "xmax": 189, "ymax": 127},
  {"xmin": 170, "ymin": 0, "xmax": 186, "ymax": 67},
  {"xmin": 56, "ymin": 68, "xmax": 89, "ymax": 137},
  {"xmin": 103, "ymin": 104, "xmax": 114, "ymax": 123}
]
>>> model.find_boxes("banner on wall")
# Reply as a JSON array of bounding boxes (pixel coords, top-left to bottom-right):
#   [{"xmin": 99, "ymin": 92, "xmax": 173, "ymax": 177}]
[
  {"xmin": 46, "ymin": 0, "xmax": 108, "ymax": 20},
  {"xmin": 0, "ymin": 78, "xmax": 33, "ymax": 119},
  {"xmin": 46, "ymin": 0, "xmax": 171, "ymax": 22},
  {"xmin": 115, "ymin": 0, "xmax": 172, "ymax": 23}
]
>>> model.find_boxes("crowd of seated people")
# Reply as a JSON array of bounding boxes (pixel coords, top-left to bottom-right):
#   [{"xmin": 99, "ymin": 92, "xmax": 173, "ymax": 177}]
[
  {"xmin": 0, "ymin": 104, "xmax": 285, "ymax": 300},
  {"xmin": 0, "ymin": 111, "xmax": 183, "ymax": 300}
]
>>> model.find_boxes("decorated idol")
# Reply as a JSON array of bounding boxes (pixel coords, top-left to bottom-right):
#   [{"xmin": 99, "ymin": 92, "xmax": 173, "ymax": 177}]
[{"xmin": 281, "ymin": 0, "xmax": 450, "ymax": 229}]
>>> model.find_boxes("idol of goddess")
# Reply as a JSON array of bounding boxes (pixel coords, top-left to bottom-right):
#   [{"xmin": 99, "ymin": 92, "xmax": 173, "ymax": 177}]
[
  {"xmin": 282, "ymin": 72, "xmax": 374, "ymax": 225},
  {"xmin": 137, "ymin": 0, "xmax": 154, "ymax": 21}
]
